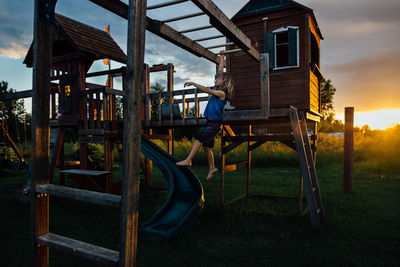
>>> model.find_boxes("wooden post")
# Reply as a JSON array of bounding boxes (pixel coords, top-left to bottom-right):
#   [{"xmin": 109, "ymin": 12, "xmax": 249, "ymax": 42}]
[
  {"xmin": 344, "ymin": 107, "xmax": 354, "ymax": 193},
  {"xmin": 120, "ymin": 0, "xmax": 146, "ymax": 266},
  {"xmin": 31, "ymin": 0, "xmax": 56, "ymax": 265},
  {"xmin": 246, "ymin": 125, "xmax": 251, "ymax": 195},
  {"xmin": 167, "ymin": 63, "xmax": 174, "ymax": 155},
  {"xmin": 260, "ymin": 53, "xmax": 270, "ymax": 118},
  {"xmin": 220, "ymin": 126, "xmax": 226, "ymax": 206},
  {"xmin": 143, "ymin": 64, "xmax": 152, "ymax": 192}
]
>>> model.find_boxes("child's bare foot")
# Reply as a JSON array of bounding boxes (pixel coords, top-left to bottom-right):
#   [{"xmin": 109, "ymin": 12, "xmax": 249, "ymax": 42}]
[
  {"xmin": 207, "ymin": 168, "xmax": 218, "ymax": 180},
  {"xmin": 176, "ymin": 160, "xmax": 191, "ymax": 166}
]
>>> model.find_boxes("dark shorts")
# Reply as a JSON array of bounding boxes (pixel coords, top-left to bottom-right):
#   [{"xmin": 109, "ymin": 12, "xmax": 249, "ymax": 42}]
[{"xmin": 195, "ymin": 119, "xmax": 222, "ymax": 148}]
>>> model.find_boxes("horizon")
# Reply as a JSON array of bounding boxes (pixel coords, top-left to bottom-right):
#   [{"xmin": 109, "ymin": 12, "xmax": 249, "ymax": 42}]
[{"xmin": 1, "ymin": 0, "xmax": 399, "ymax": 129}]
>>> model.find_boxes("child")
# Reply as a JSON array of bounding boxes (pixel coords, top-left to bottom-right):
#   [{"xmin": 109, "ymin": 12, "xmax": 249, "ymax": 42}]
[{"xmin": 176, "ymin": 51, "xmax": 234, "ymax": 180}]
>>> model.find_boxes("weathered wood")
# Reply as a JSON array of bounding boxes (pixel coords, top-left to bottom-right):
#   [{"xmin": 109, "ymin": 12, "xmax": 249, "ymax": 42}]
[
  {"xmin": 260, "ymin": 53, "xmax": 270, "ymax": 117},
  {"xmin": 120, "ymin": 0, "xmax": 147, "ymax": 266},
  {"xmin": 344, "ymin": 107, "xmax": 354, "ymax": 193},
  {"xmin": 147, "ymin": 0, "xmax": 188, "ymax": 10},
  {"xmin": 224, "ymin": 161, "xmax": 248, "ymax": 172},
  {"xmin": 37, "ymin": 233, "xmax": 119, "ymax": 266},
  {"xmin": 247, "ymin": 125, "xmax": 252, "ymax": 195},
  {"xmin": 60, "ymin": 169, "xmax": 110, "ymax": 176},
  {"xmin": 36, "ymin": 184, "xmax": 121, "ymax": 207},
  {"xmin": 193, "ymin": 34, "xmax": 224, "ymax": 42},
  {"xmin": 31, "ymin": 0, "xmax": 55, "ymax": 265},
  {"xmin": 0, "ymin": 90, "xmax": 32, "ymax": 101},
  {"xmin": 88, "ymin": 0, "xmax": 220, "ymax": 64},
  {"xmin": 179, "ymin": 24, "xmax": 213, "ymax": 33},
  {"xmin": 191, "ymin": 0, "xmax": 260, "ymax": 62},
  {"xmin": 222, "ymin": 141, "xmax": 244, "ymax": 154},
  {"xmin": 86, "ymin": 67, "xmax": 125, "ymax": 78},
  {"xmin": 162, "ymin": 11, "xmax": 204, "ymax": 23}
]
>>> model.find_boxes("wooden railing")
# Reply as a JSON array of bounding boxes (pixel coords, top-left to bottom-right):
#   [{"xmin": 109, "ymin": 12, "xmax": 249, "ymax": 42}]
[
  {"xmin": 80, "ymin": 87, "xmax": 124, "ymax": 134},
  {"xmin": 143, "ymin": 88, "xmax": 210, "ymax": 127}
]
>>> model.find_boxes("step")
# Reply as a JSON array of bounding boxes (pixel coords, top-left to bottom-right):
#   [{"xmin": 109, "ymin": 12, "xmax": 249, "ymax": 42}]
[
  {"xmin": 37, "ymin": 233, "xmax": 119, "ymax": 266},
  {"xmin": 35, "ymin": 184, "xmax": 121, "ymax": 208},
  {"xmin": 60, "ymin": 169, "xmax": 110, "ymax": 176}
]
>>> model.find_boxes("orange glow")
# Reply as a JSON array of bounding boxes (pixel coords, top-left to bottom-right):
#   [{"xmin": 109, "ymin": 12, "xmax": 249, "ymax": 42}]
[{"xmin": 336, "ymin": 109, "xmax": 400, "ymax": 130}]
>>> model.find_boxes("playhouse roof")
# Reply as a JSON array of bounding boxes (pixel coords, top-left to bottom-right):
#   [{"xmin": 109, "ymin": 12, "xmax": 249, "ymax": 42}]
[
  {"xmin": 24, "ymin": 13, "xmax": 126, "ymax": 67},
  {"xmin": 233, "ymin": 0, "xmax": 323, "ymax": 39}
]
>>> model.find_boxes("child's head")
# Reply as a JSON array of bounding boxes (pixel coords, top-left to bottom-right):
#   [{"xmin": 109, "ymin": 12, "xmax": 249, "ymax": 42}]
[{"xmin": 215, "ymin": 72, "xmax": 234, "ymax": 101}]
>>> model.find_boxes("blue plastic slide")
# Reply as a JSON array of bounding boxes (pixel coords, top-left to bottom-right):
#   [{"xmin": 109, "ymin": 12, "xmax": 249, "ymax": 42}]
[{"xmin": 139, "ymin": 135, "xmax": 205, "ymax": 239}]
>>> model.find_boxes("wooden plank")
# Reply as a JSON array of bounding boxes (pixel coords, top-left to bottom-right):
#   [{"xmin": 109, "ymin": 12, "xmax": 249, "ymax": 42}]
[
  {"xmin": 147, "ymin": 0, "xmax": 188, "ymax": 10},
  {"xmin": 0, "ymin": 90, "xmax": 32, "ymax": 101},
  {"xmin": 344, "ymin": 107, "xmax": 354, "ymax": 193},
  {"xmin": 31, "ymin": 0, "xmax": 54, "ymax": 265},
  {"xmin": 120, "ymin": 0, "xmax": 147, "ymax": 265},
  {"xmin": 37, "ymin": 233, "xmax": 119, "ymax": 266},
  {"xmin": 36, "ymin": 184, "xmax": 121, "ymax": 208},
  {"xmin": 222, "ymin": 141, "xmax": 243, "ymax": 154},
  {"xmin": 88, "ymin": 0, "xmax": 220, "ymax": 64},
  {"xmin": 60, "ymin": 169, "xmax": 110, "ymax": 176},
  {"xmin": 191, "ymin": 0, "xmax": 260, "ymax": 62},
  {"xmin": 224, "ymin": 161, "xmax": 248, "ymax": 173},
  {"xmin": 260, "ymin": 53, "xmax": 270, "ymax": 117}
]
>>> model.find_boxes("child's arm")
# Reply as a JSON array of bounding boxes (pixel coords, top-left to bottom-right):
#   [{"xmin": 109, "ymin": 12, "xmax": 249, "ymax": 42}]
[
  {"xmin": 217, "ymin": 50, "xmax": 225, "ymax": 74},
  {"xmin": 184, "ymin": 82, "xmax": 226, "ymax": 100}
]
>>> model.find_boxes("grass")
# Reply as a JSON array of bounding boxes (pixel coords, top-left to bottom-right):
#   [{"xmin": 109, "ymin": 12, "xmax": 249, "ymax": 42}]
[
  {"xmin": 0, "ymin": 161, "xmax": 399, "ymax": 266},
  {"xmin": 0, "ymin": 127, "xmax": 399, "ymax": 266}
]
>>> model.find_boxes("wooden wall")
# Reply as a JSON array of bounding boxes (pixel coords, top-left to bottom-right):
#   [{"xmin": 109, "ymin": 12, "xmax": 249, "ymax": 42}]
[{"xmin": 229, "ymin": 7, "xmax": 321, "ymax": 113}]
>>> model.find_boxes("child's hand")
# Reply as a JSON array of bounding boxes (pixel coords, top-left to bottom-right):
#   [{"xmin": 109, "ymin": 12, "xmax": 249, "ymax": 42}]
[
  {"xmin": 219, "ymin": 50, "xmax": 225, "ymax": 55},
  {"xmin": 184, "ymin": 81, "xmax": 195, "ymax": 88}
]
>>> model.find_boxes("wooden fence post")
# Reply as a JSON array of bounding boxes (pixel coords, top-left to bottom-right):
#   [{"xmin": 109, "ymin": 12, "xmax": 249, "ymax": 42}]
[
  {"xmin": 344, "ymin": 107, "xmax": 354, "ymax": 193},
  {"xmin": 120, "ymin": 0, "xmax": 147, "ymax": 266}
]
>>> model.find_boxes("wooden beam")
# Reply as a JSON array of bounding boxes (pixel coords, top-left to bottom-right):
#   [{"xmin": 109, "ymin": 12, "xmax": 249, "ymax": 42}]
[
  {"xmin": 119, "ymin": 0, "xmax": 147, "ymax": 266},
  {"xmin": 190, "ymin": 0, "xmax": 260, "ymax": 62},
  {"xmin": 0, "ymin": 90, "xmax": 32, "ymax": 101},
  {"xmin": 31, "ymin": 0, "xmax": 55, "ymax": 265},
  {"xmin": 260, "ymin": 53, "xmax": 270, "ymax": 117},
  {"xmin": 88, "ymin": 0, "xmax": 220, "ymax": 64},
  {"xmin": 147, "ymin": 0, "xmax": 188, "ymax": 10}
]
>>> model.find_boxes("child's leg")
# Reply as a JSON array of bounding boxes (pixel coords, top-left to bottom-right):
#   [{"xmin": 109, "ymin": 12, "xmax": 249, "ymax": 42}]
[
  {"xmin": 204, "ymin": 146, "xmax": 218, "ymax": 180},
  {"xmin": 176, "ymin": 139, "xmax": 201, "ymax": 166}
]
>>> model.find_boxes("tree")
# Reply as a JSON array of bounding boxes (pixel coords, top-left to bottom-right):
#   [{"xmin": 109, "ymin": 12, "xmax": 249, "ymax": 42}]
[
  {"xmin": 0, "ymin": 81, "xmax": 30, "ymax": 142},
  {"xmin": 320, "ymin": 78, "xmax": 336, "ymax": 119},
  {"xmin": 150, "ymin": 82, "xmax": 166, "ymax": 120}
]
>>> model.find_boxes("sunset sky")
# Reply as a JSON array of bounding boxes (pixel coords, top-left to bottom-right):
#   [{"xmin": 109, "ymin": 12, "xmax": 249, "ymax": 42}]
[{"xmin": 0, "ymin": 0, "xmax": 399, "ymax": 129}]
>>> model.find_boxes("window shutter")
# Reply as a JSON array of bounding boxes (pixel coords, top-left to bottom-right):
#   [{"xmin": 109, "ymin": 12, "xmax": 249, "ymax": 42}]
[
  {"xmin": 264, "ymin": 33, "xmax": 274, "ymax": 68},
  {"xmin": 288, "ymin": 28, "xmax": 297, "ymax": 66}
]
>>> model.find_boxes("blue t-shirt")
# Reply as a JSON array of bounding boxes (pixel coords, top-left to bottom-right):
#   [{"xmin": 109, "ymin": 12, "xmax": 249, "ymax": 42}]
[{"xmin": 203, "ymin": 90, "xmax": 226, "ymax": 120}]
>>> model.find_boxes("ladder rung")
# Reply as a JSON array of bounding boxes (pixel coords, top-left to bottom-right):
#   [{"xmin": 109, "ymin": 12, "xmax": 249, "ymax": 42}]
[
  {"xmin": 60, "ymin": 169, "xmax": 110, "ymax": 176},
  {"xmin": 35, "ymin": 184, "xmax": 121, "ymax": 208},
  {"xmin": 147, "ymin": 0, "xmax": 188, "ymax": 10},
  {"xmin": 37, "ymin": 233, "xmax": 119, "ymax": 266},
  {"xmin": 162, "ymin": 11, "xmax": 204, "ymax": 23}
]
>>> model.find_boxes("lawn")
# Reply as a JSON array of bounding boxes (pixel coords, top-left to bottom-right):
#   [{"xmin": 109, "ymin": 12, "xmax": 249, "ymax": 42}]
[{"xmin": 0, "ymin": 159, "xmax": 399, "ymax": 266}]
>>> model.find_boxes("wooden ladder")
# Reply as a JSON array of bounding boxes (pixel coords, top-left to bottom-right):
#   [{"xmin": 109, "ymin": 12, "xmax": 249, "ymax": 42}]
[
  {"xmin": 289, "ymin": 108, "xmax": 325, "ymax": 230},
  {"xmin": 34, "ymin": 184, "xmax": 121, "ymax": 266}
]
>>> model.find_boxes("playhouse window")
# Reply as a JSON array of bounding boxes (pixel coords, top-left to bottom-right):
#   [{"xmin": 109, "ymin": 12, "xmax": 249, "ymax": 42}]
[{"xmin": 264, "ymin": 27, "xmax": 299, "ymax": 69}]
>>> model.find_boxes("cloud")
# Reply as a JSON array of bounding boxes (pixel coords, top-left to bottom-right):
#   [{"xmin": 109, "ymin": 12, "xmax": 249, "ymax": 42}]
[
  {"xmin": 304, "ymin": 0, "xmax": 400, "ymax": 24},
  {"xmin": 0, "ymin": 42, "xmax": 29, "ymax": 59},
  {"xmin": 325, "ymin": 50, "xmax": 400, "ymax": 112}
]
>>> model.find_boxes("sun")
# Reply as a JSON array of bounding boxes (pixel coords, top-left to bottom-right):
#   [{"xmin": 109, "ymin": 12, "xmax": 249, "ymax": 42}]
[{"xmin": 336, "ymin": 109, "xmax": 400, "ymax": 130}]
